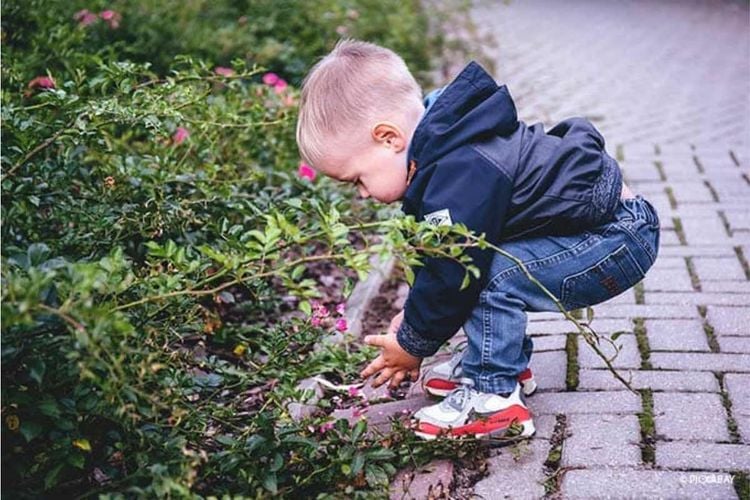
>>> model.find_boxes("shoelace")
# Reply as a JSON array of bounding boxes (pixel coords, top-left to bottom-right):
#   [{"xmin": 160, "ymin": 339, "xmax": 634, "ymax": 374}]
[
  {"xmin": 448, "ymin": 340, "xmax": 469, "ymax": 379},
  {"xmin": 443, "ymin": 377, "xmax": 476, "ymax": 412}
]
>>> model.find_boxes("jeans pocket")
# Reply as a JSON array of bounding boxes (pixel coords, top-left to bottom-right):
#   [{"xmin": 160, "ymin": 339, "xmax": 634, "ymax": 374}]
[{"xmin": 561, "ymin": 244, "xmax": 646, "ymax": 310}]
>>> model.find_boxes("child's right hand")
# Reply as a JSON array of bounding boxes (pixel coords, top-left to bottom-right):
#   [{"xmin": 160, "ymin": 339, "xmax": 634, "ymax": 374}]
[{"xmin": 360, "ymin": 310, "xmax": 421, "ymax": 389}]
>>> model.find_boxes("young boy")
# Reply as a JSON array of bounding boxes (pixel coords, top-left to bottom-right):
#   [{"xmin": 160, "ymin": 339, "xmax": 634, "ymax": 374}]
[{"xmin": 295, "ymin": 39, "xmax": 660, "ymax": 440}]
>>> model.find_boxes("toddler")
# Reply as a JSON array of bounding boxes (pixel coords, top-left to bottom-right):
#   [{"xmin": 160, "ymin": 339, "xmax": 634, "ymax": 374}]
[{"xmin": 295, "ymin": 39, "xmax": 659, "ymax": 440}]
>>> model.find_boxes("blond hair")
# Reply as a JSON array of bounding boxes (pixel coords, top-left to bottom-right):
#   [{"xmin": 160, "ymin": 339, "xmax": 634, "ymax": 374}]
[{"xmin": 296, "ymin": 38, "xmax": 423, "ymax": 170}]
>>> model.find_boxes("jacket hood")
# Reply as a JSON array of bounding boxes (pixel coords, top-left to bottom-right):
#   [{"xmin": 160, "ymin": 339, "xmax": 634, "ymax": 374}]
[{"xmin": 407, "ymin": 61, "xmax": 520, "ymax": 169}]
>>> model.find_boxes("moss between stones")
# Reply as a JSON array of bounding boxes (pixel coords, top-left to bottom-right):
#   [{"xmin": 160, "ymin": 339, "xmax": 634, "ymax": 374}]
[
  {"xmin": 637, "ymin": 388, "xmax": 656, "ymax": 466},
  {"xmin": 633, "ymin": 318, "xmax": 652, "ymax": 370}
]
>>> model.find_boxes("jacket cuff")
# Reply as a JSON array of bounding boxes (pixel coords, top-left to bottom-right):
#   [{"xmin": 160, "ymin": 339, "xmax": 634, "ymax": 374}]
[{"xmin": 396, "ymin": 319, "xmax": 443, "ymax": 358}]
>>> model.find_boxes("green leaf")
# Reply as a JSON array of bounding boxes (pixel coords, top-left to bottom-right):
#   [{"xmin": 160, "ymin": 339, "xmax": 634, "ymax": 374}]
[
  {"xmin": 611, "ymin": 331, "xmax": 627, "ymax": 341},
  {"xmin": 460, "ymin": 272, "xmax": 471, "ymax": 291},
  {"xmin": 404, "ymin": 266, "xmax": 414, "ymax": 286},
  {"xmin": 351, "ymin": 452, "xmax": 365, "ymax": 476},
  {"xmin": 28, "ymin": 358, "xmax": 46, "ymax": 385},
  {"xmin": 351, "ymin": 419, "xmax": 366, "ymax": 443},
  {"xmin": 263, "ymin": 473, "xmax": 277, "ymax": 494},
  {"xmin": 299, "ymin": 300, "xmax": 312, "ymax": 316},
  {"xmin": 586, "ymin": 307, "xmax": 595, "ymax": 323},
  {"xmin": 20, "ymin": 420, "xmax": 44, "ymax": 442}
]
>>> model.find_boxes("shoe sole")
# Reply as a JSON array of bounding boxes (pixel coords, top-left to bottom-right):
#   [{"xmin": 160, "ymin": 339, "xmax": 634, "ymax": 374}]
[
  {"xmin": 424, "ymin": 375, "xmax": 538, "ymax": 398},
  {"xmin": 414, "ymin": 418, "xmax": 536, "ymax": 441}
]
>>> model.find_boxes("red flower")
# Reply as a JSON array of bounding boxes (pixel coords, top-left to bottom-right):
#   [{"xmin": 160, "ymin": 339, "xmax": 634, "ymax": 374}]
[
  {"xmin": 27, "ymin": 76, "xmax": 56, "ymax": 90},
  {"xmin": 99, "ymin": 10, "xmax": 122, "ymax": 29},
  {"xmin": 172, "ymin": 127, "xmax": 190, "ymax": 145},
  {"xmin": 273, "ymin": 78, "xmax": 288, "ymax": 94},
  {"xmin": 73, "ymin": 9, "xmax": 98, "ymax": 27},
  {"xmin": 262, "ymin": 72, "xmax": 280, "ymax": 86},
  {"xmin": 335, "ymin": 318, "xmax": 348, "ymax": 332},
  {"xmin": 214, "ymin": 66, "xmax": 235, "ymax": 77},
  {"xmin": 298, "ymin": 162, "xmax": 316, "ymax": 181}
]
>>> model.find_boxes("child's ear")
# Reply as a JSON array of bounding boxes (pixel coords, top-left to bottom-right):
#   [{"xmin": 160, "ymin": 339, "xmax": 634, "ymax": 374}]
[{"xmin": 372, "ymin": 122, "xmax": 406, "ymax": 152}]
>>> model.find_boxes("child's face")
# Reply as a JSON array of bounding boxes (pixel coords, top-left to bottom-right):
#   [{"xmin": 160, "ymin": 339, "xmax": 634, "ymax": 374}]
[{"xmin": 321, "ymin": 121, "xmax": 413, "ymax": 204}]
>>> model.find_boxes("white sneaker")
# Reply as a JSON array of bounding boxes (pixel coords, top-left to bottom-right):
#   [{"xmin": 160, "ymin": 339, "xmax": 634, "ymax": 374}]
[{"xmin": 412, "ymin": 378, "xmax": 536, "ymax": 440}]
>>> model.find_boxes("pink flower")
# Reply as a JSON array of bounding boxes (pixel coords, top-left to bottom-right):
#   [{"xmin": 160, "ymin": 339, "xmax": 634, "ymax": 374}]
[
  {"xmin": 172, "ymin": 127, "xmax": 190, "ymax": 145},
  {"xmin": 353, "ymin": 407, "xmax": 368, "ymax": 418},
  {"xmin": 311, "ymin": 316, "xmax": 321, "ymax": 327},
  {"xmin": 335, "ymin": 303, "xmax": 346, "ymax": 316},
  {"xmin": 27, "ymin": 76, "xmax": 56, "ymax": 90},
  {"xmin": 74, "ymin": 9, "xmax": 98, "ymax": 27},
  {"xmin": 262, "ymin": 72, "xmax": 280, "ymax": 86},
  {"xmin": 347, "ymin": 386, "xmax": 360, "ymax": 397},
  {"xmin": 319, "ymin": 421, "xmax": 335, "ymax": 434},
  {"xmin": 99, "ymin": 10, "xmax": 122, "ymax": 29},
  {"xmin": 214, "ymin": 66, "xmax": 235, "ymax": 77},
  {"xmin": 335, "ymin": 318, "xmax": 348, "ymax": 332},
  {"xmin": 273, "ymin": 79, "xmax": 288, "ymax": 94},
  {"xmin": 298, "ymin": 162, "xmax": 316, "ymax": 181}
]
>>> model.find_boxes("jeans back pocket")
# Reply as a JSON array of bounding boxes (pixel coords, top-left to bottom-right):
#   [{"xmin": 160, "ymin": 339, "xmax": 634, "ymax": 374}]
[{"xmin": 561, "ymin": 244, "xmax": 646, "ymax": 310}]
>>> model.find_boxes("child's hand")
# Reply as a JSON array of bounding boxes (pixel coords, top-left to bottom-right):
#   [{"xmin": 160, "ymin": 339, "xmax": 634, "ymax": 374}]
[{"xmin": 360, "ymin": 310, "xmax": 422, "ymax": 389}]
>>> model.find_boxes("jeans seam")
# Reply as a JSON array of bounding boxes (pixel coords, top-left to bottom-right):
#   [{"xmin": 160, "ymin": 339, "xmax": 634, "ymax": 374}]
[
  {"xmin": 480, "ymin": 291, "xmax": 492, "ymax": 383},
  {"xmin": 612, "ymin": 220, "xmax": 656, "ymax": 265},
  {"xmin": 487, "ymin": 233, "xmax": 600, "ymax": 291}
]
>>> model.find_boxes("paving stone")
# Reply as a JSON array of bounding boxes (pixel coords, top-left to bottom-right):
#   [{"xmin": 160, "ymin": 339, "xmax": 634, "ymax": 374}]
[
  {"xmin": 724, "ymin": 374, "xmax": 750, "ymax": 443},
  {"xmin": 578, "ymin": 333, "xmax": 641, "ymax": 369},
  {"xmin": 527, "ymin": 319, "xmax": 631, "ymax": 335},
  {"xmin": 670, "ymin": 181, "xmax": 717, "ymax": 205},
  {"xmin": 390, "ymin": 460, "xmax": 453, "ymax": 500},
  {"xmin": 723, "ymin": 208, "xmax": 750, "ymax": 233},
  {"xmin": 653, "ymin": 392, "xmax": 730, "ymax": 442},
  {"xmin": 592, "ymin": 304, "xmax": 697, "ymax": 319},
  {"xmin": 680, "ymin": 216, "xmax": 734, "ymax": 245},
  {"xmin": 642, "ymin": 268, "xmax": 694, "ymax": 291},
  {"xmin": 650, "ymin": 256, "xmax": 689, "ymax": 270},
  {"xmin": 528, "ymin": 350, "xmax": 567, "ymax": 391},
  {"xmin": 701, "ymin": 281, "xmax": 750, "ymax": 293},
  {"xmin": 645, "ymin": 292, "xmax": 750, "ymax": 306},
  {"xmin": 561, "ymin": 414, "xmax": 641, "ymax": 468},
  {"xmin": 650, "ymin": 352, "xmax": 750, "ymax": 373},
  {"xmin": 656, "ymin": 442, "xmax": 750, "ymax": 470},
  {"xmin": 529, "ymin": 334, "xmax": 566, "ymax": 352},
  {"xmin": 659, "ymin": 230, "xmax": 682, "ymax": 247},
  {"xmin": 706, "ymin": 306, "xmax": 750, "ymax": 336},
  {"xmin": 529, "ymin": 391, "xmax": 640, "ymax": 416},
  {"xmin": 660, "ymin": 245, "xmax": 736, "ymax": 258},
  {"xmin": 645, "ymin": 319, "xmax": 710, "ymax": 352},
  {"xmin": 561, "ymin": 468, "xmax": 738, "ymax": 499},
  {"xmin": 578, "ymin": 369, "xmax": 719, "ymax": 393},
  {"xmin": 693, "ymin": 257, "xmax": 747, "ymax": 282},
  {"xmin": 473, "ymin": 415, "xmax": 556, "ymax": 500},
  {"xmin": 718, "ymin": 336, "xmax": 750, "ymax": 354}
]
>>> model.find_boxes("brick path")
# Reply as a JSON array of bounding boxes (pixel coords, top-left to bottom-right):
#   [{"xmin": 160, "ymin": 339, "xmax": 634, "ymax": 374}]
[
  {"xmin": 466, "ymin": 1, "xmax": 750, "ymax": 498},
  {"xmin": 354, "ymin": 1, "xmax": 749, "ymax": 498}
]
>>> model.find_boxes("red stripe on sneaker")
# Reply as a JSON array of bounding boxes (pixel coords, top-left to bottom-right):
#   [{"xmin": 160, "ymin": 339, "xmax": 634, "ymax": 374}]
[
  {"xmin": 415, "ymin": 405, "xmax": 533, "ymax": 437},
  {"xmin": 424, "ymin": 379, "xmax": 459, "ymax": 391}
]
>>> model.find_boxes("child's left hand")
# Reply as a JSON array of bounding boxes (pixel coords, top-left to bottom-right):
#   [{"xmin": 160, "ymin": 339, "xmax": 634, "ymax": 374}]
[{"xmin": 360, "ymin": 331, "xmax": 422, "ymax": 389}]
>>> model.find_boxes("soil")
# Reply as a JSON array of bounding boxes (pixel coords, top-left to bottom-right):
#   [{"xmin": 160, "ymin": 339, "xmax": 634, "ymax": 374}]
[{"xmin": 360, "ymin": 261, "xmax": 409, "ymax": 337}]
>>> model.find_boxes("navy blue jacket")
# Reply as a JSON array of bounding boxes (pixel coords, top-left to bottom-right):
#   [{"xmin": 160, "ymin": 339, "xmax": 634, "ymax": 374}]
[{"xmin": 396, "ymin": 61, "xmax": 623, "ymax": 358}]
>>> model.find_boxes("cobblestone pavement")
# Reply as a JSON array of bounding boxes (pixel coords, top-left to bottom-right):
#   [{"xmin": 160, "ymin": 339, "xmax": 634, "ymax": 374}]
[
  {"xmin": 465, "ymin": 0, "xmax": 750, "ymax": 498},
  {"xmin": 382, "ymin": 1, "xmax": 750, "ymax": 498}
]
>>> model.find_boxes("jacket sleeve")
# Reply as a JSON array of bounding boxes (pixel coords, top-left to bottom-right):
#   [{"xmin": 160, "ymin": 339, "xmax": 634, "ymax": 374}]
[{"xmin": 396, "ymin": 154, "xmax": 514, "ymax": 358}]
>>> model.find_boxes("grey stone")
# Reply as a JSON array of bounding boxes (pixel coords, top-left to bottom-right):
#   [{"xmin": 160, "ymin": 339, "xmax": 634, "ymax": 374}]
[
  {"xmin": 660, "ymin": 246, "xmax": 736, "ymax": 258},
  {"xmin": 561, "ymin": 468, "xmax": 738, "ymax": 500},
  {"xmin": 693, "ymin": 257, "xmax": 747, "ymax": 282},
  {"xmin": 528, "ymin": 350, "xmax": 567, "ymax": 391},
  {"xmin": 527, "ymin": 319, "xmax": 631, "ymax": 335},
  {"xmin": 562, "ymin": 414, "xmax": 641, "ymax": 467},
  {"xmin": 650, "ymin": 352, "xmax": 750, "ymax": 372},
  {"xmin": 578, "ymin": 333, "xmax": 642, "ymax": 369},
  {"xmin": 528, "ymin": 391, "xmax": 641, "ymax": 416},
  {"xmin": 578, "ymin": 369, "xmax": 719, "ymax": 392},
  {"xmin": 701, "ymin": 281, "xmax": 750, "ymax": 293},
  {"xmin": 656, "ymin": 442, "xmax": 750, "ymax": 470},
  {"xmin": 719, "ymin": 336, "xmax": 750, "ymax": 354},
  {"xmin": 529, "ymin": 333, "xmax": 567, "ymax": 352},
  {"xmin": 724, "ymin": 374, "xmax": 750, "ymax": 443},
  {"xmin": 643, "ymin": 269, "xmax": 694, "ymax": 292},
  {"xmin": 473, "ymin": 415, "xmax": 557, "ymax": 500},
  {"xmin": 653, "ymin": 392, "xmax": 730, "ymax": 442},
  {"xmin": 706, "ymin": 306, "xmax": 750, "ymax": 336},
  {"xmin": 645, "ymin": 319, "xmax": 711, "ymax": 352},
  {"xmin": 591, "ymin": 304, "xmax": 698, "ymax": 319},
  {"xmin": 645, "ymin": 292, "xmax": 750, "ymax": 306},
  {"xmin": 390, "ymin": 460, "xmax": 454, "ymax": 500}
]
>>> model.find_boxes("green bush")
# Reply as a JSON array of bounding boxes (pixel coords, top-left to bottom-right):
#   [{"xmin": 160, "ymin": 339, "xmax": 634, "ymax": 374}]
[{"xmin": 1, "ymin": 0, "xmax": 488, "ymax": 496}]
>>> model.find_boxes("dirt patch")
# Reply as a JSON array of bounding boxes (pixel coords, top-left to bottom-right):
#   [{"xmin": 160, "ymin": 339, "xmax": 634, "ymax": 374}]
[{"xmin": 360, "ymin": 261, "xmax": 409, "ymax": 337}]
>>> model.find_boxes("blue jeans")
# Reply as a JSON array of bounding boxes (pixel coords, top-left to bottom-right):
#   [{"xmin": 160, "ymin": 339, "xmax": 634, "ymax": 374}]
[{"xmin": 462, "ymin": 195, "xmax": 660, "ymax": 394}]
